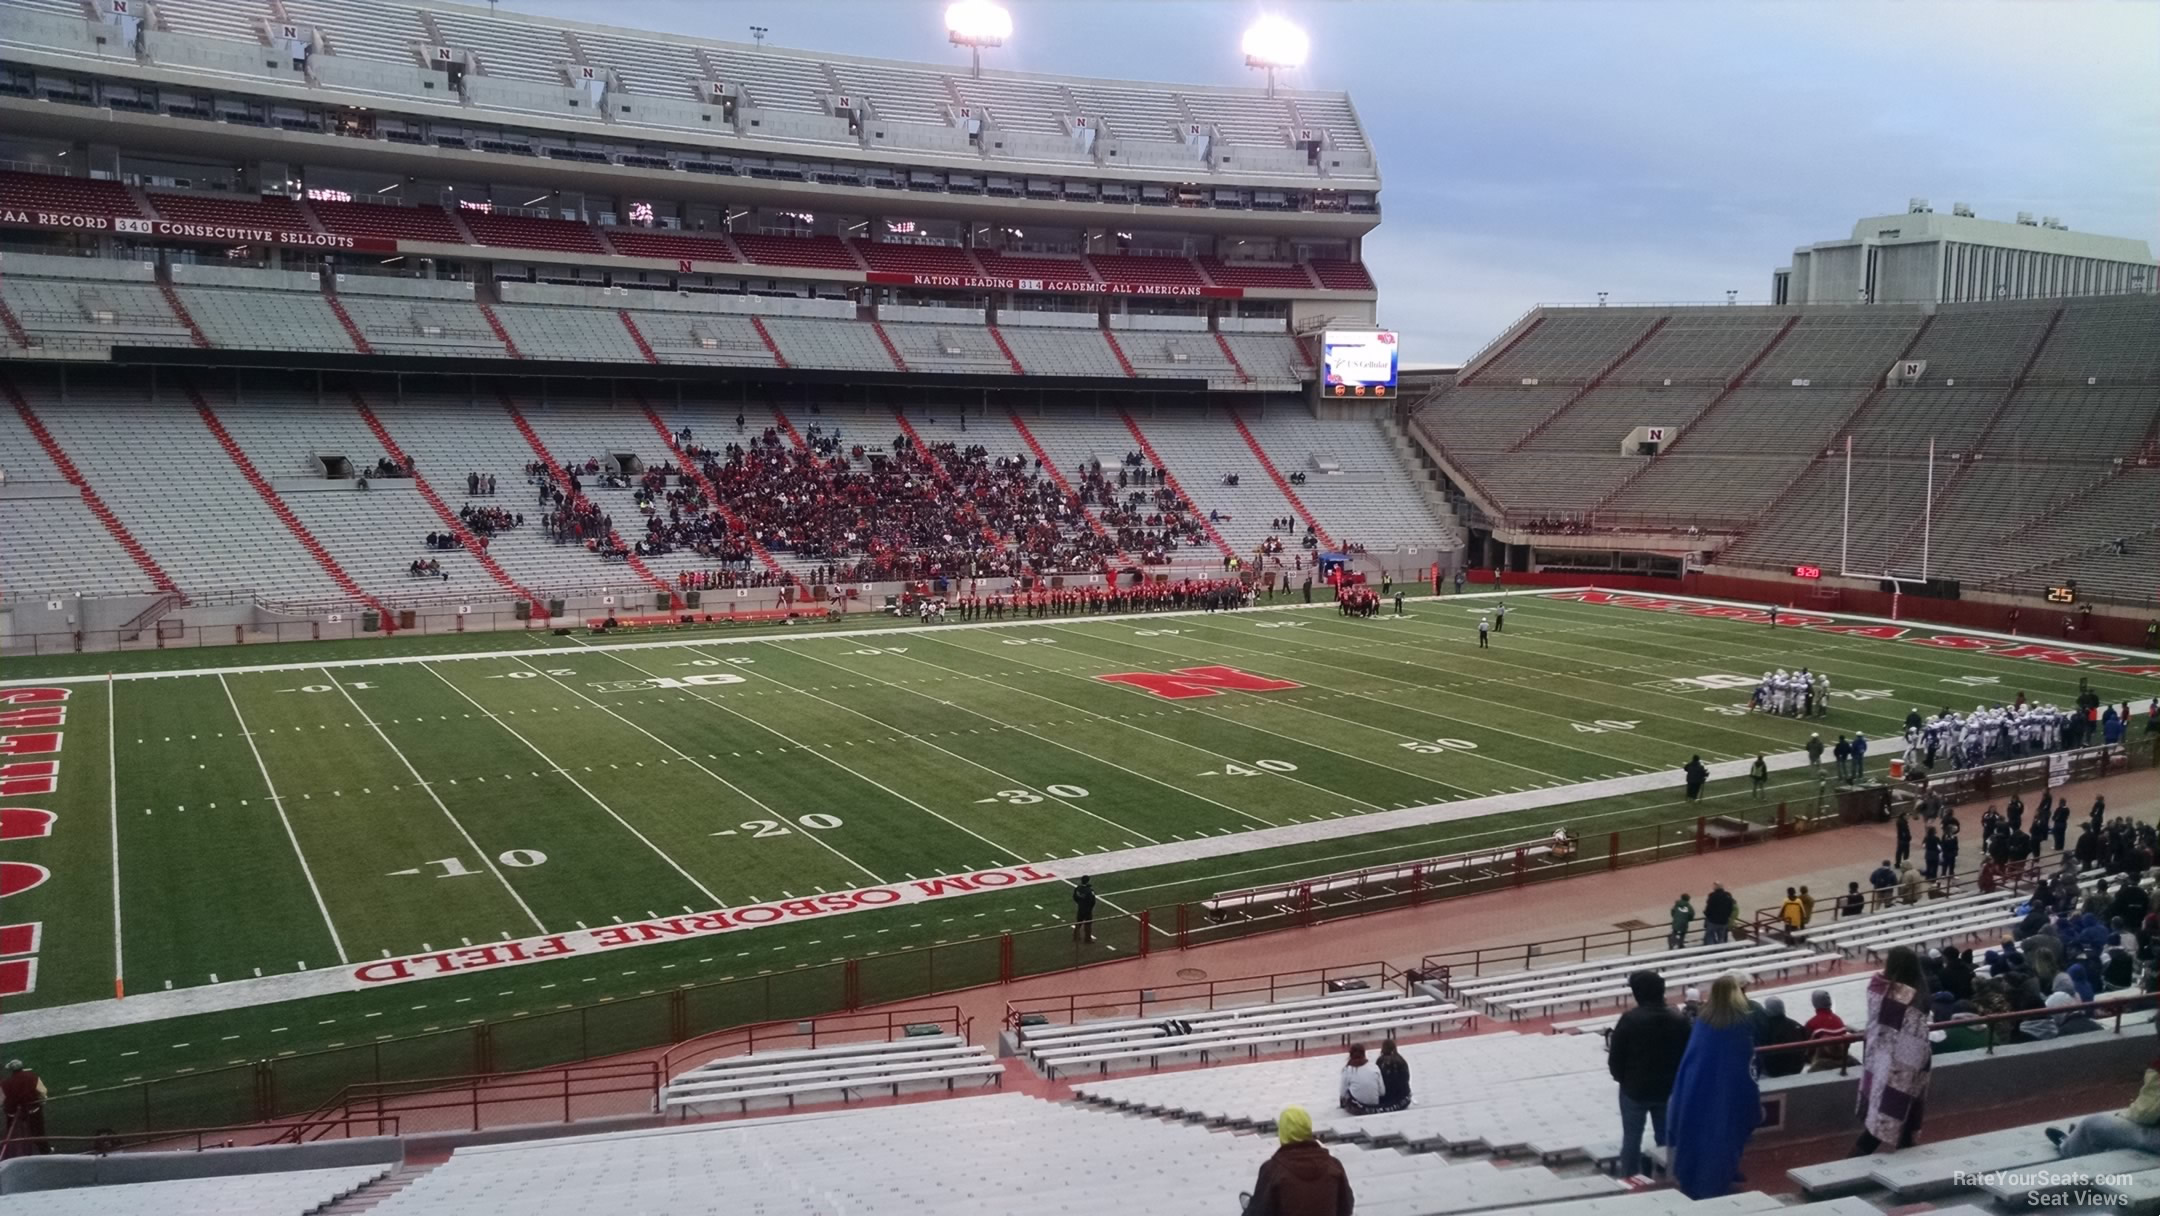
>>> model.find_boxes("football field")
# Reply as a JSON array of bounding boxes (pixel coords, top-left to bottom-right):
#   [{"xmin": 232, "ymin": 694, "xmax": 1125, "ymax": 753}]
[{"xmin": 5, "ymin": 588, "xmax": 2155, "ymax": 1104}]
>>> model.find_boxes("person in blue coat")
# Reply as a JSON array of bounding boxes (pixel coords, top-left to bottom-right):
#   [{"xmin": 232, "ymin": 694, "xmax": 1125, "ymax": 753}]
[{"xmin": 1666, "ymin": 973, "xmax": 1762, "ymax": 1198}]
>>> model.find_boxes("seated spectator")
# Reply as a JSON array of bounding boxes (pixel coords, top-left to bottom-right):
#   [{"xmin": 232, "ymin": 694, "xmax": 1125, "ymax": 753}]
[
  {"xmin": 1755, "ymin": 997, "xmax": 1810, "ymax": 1077},
  {"xmin": 1375, "ymin": 1040, "xmax": 1411, "ymax": 1112},
  {"xmin": 1338, "ymin": 1044, "xmax": 1382, "ymax": 1115},
  {"xmin": 1801, "ymin": 990, "xmax": 1850, "ymax": 1070},
  {"xmin": 2049, "ymin": 1057, "xmax": 2160, "ymax": 1157}
]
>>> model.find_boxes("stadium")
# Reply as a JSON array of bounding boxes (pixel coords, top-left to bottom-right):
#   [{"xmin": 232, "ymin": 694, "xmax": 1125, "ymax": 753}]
[{"xmin": 0, "ymin": 0, "xmax": 2155, "ymax": 1212}]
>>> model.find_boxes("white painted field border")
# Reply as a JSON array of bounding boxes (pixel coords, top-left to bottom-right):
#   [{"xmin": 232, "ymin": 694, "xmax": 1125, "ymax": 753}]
[
  {"xmin": 11, "ymin": 586, "xmax": 2151, "ymax": 691},
  {"xmin": 6, "ymin": 591, "xmax": 1566, "ymax": 688}
]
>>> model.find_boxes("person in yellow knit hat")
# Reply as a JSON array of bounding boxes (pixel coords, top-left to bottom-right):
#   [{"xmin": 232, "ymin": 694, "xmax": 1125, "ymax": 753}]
[{"xmin": 1241, "ymin": 1106, "xmax": 1353, "ymax": 1215}]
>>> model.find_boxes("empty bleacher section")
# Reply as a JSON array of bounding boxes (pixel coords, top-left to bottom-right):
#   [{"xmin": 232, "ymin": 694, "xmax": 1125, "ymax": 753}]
[
  {"xmin": 660, "ymin": 1035, "xmax": 1000, "ymax": 1117},
  {"xmin": 1441, "ymin": 940, "xmax": 1833, "ymax": 1022},
  {"xmin": 0, "ymin": 399, "xmax": 159, "ymax": 599},
  {"xmin": 1241, "ymin": 414, "xmax": 1463, "ymax": 553},
  {"xmin": 1413, "ymin": 295, "xmax": 2159, "ymax": 602},
  {"xmin": 353, "ymin": 1092, "xmax": 1617, "ymax": 1216},
  {"xmin": 19, "ymin": 383, "xmax": 351, "ymax": 603},
  {"xmin": 0, "ymin": 1164, "xmax": 390, "ymax": 1216},
  {"xmin": 0, "ymin": 254, "xmax": 195, "ymax": 353},
  {"xmin": 1021, "ymin": 987, "xmax": 1473, "ymax": 1079}
]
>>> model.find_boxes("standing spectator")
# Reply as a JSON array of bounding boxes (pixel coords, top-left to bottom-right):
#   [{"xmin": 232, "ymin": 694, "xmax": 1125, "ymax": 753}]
[
  {"xmin": 1869, "ymin": 859, "xmax": 1898, "ymax": 909},
  {"xmin": 1071, "ymin": 876, "xmax": 1097, "ymax": 943},
  {"xmin": 1942, "ymin": 820, "xmax": 1961, "ymax": 878},
  {"xmin": 1702, "ymin": 883, "xmax": 1736, "ymax": 945},
  {"xmin": 1244, "ymin": 1106, "xmax": 1352, "ymax": 1216},
  {"xmin": 1779, "ymin": 888, "xmax": 1807, "ymax": 939},
  {"xmin": 1750, "ymin": 755, "xmax": 1768, "ymax": 800},
  {"xmin": 1853, "ymin": 947, "xmax": 1934, "ymax": 1155},
  {"xmin": 1339, "ymin": 1044, "xmax": 1382, "ymax": 1115},
  {"xmin": 1798, "ymin": 886, "xmax": 1817, "ymax": 928},
  {"xmin": 1894, "ymin": 813, "xmax": 1912, "ymax": 865},
  {"xmin": 1667, "ymin": 974, "xmax": 1762, "ymax": 1199},
  {"xmin": 1922, "ymin": 828, "xmax": 1942, "ymax": 881},
  {"xmin": 1610, "ymin": 971, "xmax": 1691, "ymax": 1179},
  {"xmin": 1897, "ymin": 860, "xmax": 1925, "ymax": 905},
  {"xmin": 1834, "ymin": 735, "xmax": 1853, "ymax": 783},
  {"xmin": 1669, "ymin": 894, "xmax": 1696, "ymax": 949},
  {"xmin": 1806, "ymin": 733, "xmax": 1825, "ymax": 774},
  {"xmin": 0, "ymin": 1060, "xmax": 46, "ymax": 1157},
  {"xmin": 1683, "ymin": 756, "xmax": 1710, "ymax": 801},
  {"xmin": 1375, "ymin": 1040, "xmax": 1412, "ymax": 1112},
  {"xmin": 2048, "ymin": 1057, "xmax": 2160, "ymax": 1157},
  {"xmin": 1852, "ymin": 733, "xmax": 1870, "ymax": 783}
]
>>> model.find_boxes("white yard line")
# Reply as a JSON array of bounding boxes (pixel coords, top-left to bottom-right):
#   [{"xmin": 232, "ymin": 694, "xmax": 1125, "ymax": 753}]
[
  {"xmin": 769, "ymin": 640, "xmax": 1274, "ymax": 832},
  {"xmin": 105, "ymin": 675, "xmax": 122, "ymax": 993},
  {"xmin": 726, "ymin": 642, "xmax": 1160, "ymax": 847},
  {"xmin": 319, "ymin": 668, "xmax": 545, "ymax": 935},
  {"xmin": 217, "ymin": 674, "xmax": 349, "ymax": 965},
  {"xmin": 419, "ymin": 662, "xmax": 725, "ymax": 909},
  {"xmin": 590, "ymin": 648, "xmax": 1030, "ymax": 870},
  {"xmin": 510, "ymin": 656, "xmax": 886, "ymax": 884}
]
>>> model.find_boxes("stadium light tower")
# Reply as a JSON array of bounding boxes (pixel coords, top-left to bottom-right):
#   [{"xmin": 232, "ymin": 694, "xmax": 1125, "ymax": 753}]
[
  {"xmin": 946, "ymin": 1, "xmax": 1010, "ymax": 78},
  {"xmin": 1241, "ymin": 15, "xmax": 1308, "ymax": 98}
]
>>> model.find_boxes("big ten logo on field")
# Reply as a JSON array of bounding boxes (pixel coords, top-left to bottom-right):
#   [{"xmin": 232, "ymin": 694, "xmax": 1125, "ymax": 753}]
[
  {"xmin": 0, "ymin": 685, "xmax": 67, "ymax": 998},
  {"xmin": 1095, "ymin": 665, "xmax": 1302, "ymax": 701}
]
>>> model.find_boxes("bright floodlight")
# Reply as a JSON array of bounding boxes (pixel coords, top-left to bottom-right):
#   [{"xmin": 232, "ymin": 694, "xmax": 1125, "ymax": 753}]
[
  {"xmin": 1241, "ymin": 16, "xmax": 1309, "ymax": 69},
  {"xmin": 946, "ymin": 0, "xmax": 1011, "ymax": 45},
  {"xmin": 946, "ymin": 0, "xmax": 1010, "ymax": 77}
]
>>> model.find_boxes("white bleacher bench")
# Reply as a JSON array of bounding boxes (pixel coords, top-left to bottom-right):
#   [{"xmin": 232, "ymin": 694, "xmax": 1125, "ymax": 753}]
[
  {"xmin": 1799, "ymin": 891, "xmax": 2017, "ymax": 951},
  {"xmin": 666, "ymin": 1044, "xmax": 987, "ymax": 1097},
  {"xmin": 660, "ymin": 1036, "xmax": 1001, "ymax": 1116},
  {"xmin": 1844, "ymin": 909, "xmax": 2022, "ymax": 959},
  {"xmin": 1203, "ymin": 842, "xmax": 1559, "ymax": 915},
  {"xmin": 1027, "ymin": 993, "xmax": 1434, "ymax": 1063},
  {"xmin": 1039, "ymin": 998, "xmax": 1472, "ymax": 1079},
  {"xmin": 1448, "ymin": 942, "xmax": 1787, "ymax": 1002},
  {"xmin": 1485, "ymin": 950, "xmax": 1829, "ymax": 1020},
  {"xmin": 1019, "ymin": 988, "xmax": 1403, "ymax": 1054}
]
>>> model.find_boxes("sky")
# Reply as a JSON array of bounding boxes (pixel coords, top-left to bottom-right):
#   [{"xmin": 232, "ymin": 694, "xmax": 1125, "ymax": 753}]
[{"xmin": 502, "ymin": 0, "xmax": 2160, "ymax": 364}]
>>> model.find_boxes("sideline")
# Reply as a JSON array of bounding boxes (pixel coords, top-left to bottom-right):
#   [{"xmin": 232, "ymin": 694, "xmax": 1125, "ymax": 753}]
[{"xmin": 0, "ymin": 589, "xmax": 1535, "ymax": 687}]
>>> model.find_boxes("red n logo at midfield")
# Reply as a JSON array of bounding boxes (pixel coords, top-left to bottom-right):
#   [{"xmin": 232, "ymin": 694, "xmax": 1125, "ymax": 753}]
[{"xmin": 1096, "ymin": 665, "xmax": 1302, "ymax": 701}]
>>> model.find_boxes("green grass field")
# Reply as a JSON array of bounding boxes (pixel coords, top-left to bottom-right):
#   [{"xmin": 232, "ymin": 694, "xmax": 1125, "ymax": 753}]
[{"xmin": 4, "ymin": 588, "xmax": 2154, "ymax": 1117}]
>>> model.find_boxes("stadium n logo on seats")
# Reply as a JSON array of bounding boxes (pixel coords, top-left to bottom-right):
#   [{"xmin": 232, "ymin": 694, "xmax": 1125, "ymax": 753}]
[{"xmin": 1096, "ymin": 665, "xmax": 1302, "ymax": 701}]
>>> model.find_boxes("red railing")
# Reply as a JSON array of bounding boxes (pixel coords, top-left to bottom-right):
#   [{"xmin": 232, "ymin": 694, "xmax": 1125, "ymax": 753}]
[
  {"xmin": 280, "ymin": 1061, "xmax": 659, "ymax": 1142},
  {"xmin": 1005, "ymin": 962, "xmax": 1405, "ymax": 1030}
]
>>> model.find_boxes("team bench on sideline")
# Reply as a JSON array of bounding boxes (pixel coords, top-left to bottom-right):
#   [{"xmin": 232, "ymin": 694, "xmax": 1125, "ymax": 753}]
[{"xmin": 586, "ymin": 607, "xmax": 832, "ymax": 632}]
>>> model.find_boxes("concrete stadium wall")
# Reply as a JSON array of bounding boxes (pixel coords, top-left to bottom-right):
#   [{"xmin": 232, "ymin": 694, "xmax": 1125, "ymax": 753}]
[{"xmin": 0, "ymin": 1136, "xmax": 402, "ymax": 1194}]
